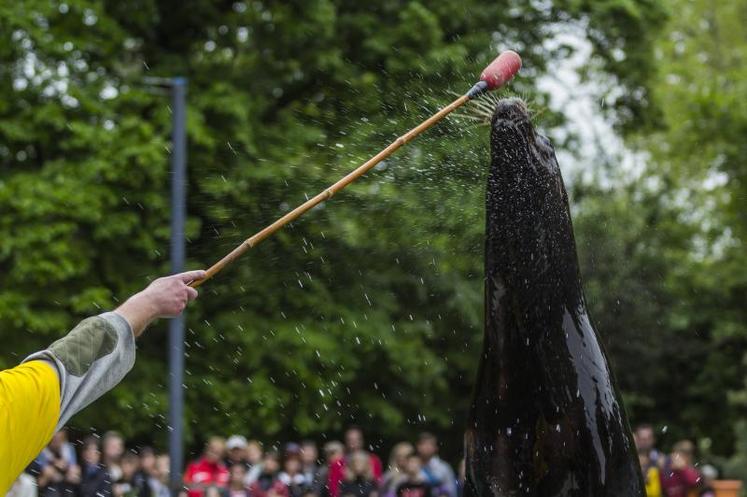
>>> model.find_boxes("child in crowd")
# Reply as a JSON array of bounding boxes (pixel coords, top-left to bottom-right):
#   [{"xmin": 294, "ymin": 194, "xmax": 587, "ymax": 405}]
[
  {"xmin": 79, "ymin": 437, "xmax": 111, "ymax": 497},
  {"xmin": 228, "ymin": 463, "xmax": 251, "ymax": 497},
  {"xmin": 153, "ymin": 456, "xmax": 172, "ymax": 497},
  {"xmin": 394, "ymin": 455, "xmax": 431, "ymax": 497},
  {"xmin": 660, "ymin": 440, "xmax": 701, "ymax": 497},
  {"xmin": 325, "ymin": 441, "xmax": 346, "ymax": 497},
  {"xmin": 280, "ymin": 446, "xmax": 309, "ymax": 497},
  {"xmin": 381, "ymin": 443, "xmax": 414, "ymax": 497},
  {"xmin": 245, "ymin": 440, "xmax": 265, "ymax": 485},
  {"xmin": 250, "ymin": 451, "xmax": 289, "ymax": 497},
  {"xmin": 103, "ymin": 432, "xmax": 126, "ymax": 483},
  {"xmin": 339, "ymin": 451, "xmax": 377, "ymax": 497},
  {"xmin": 113, "ymin": 452, "xmax": 150, "ymax": 497},
  {"xmin": 184, "ymin": 437, "xmax": 230, "ymax": 497}
]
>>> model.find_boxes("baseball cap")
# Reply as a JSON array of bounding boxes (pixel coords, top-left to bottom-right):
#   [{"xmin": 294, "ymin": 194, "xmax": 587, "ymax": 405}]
[{"xmin": 227, "ymin": 435, "xmax": 248, "ymax": 450}]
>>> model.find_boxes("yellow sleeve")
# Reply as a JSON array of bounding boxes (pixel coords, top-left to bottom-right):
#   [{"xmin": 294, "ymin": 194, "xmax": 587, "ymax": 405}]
[{"xmin": 0, "ymin": 360, "xmax": 61, "ymax": 493}]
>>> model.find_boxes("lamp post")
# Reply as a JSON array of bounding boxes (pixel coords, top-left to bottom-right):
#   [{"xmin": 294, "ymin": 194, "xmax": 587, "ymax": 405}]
[
  {"xmin": 168, "ymin": 77, "xmax": 187, "ymax": 493},
  {"xmin": 144, "ymin": 75, "xmax": 188, "ymax": 492}
]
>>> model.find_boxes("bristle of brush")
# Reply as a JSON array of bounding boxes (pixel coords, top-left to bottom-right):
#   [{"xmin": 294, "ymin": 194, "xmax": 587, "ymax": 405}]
[{"xmin": 452, "ymin": 91, "xmax": 502, "ymax": 126}]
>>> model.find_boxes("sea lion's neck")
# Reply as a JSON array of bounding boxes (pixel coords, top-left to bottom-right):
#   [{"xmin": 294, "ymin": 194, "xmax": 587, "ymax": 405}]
[{"xmin": 485, "ymin": 136, "xmax": 584, "ymax": 317}]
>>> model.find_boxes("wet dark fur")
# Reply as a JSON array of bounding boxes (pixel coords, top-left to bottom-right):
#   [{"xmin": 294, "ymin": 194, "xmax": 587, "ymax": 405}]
[{"xmin": 463, "ymin": 98, "xmax": 645, "ymax": 497}]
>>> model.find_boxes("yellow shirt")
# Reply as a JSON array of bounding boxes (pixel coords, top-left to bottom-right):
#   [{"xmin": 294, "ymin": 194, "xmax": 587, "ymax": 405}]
[
  {"xmin": 644, "ymin": 466, "xmax": 663, "ymax": 497},
  {"xmin": 0, "ymin": 360, "xmax": 60, "ymax": 493}
]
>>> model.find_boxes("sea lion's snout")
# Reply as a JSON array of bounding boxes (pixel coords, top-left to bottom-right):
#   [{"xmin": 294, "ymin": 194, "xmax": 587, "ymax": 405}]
[
  {"xmin": 490, "ymin": 97, "xmax": 534, "ymax": 150},
  {"xmin": 490, "ymin": 97, "xmax": 559, "ymax": 178},
  {"xmin": 492, "ymin": 97, "xmax": 529, "ymax": 123}
]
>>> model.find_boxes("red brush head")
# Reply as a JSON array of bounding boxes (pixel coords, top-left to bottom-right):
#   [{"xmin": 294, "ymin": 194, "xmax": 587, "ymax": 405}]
[{"xmin": 480, "ymin": 50, "xmax": 522, "ymax": 90}]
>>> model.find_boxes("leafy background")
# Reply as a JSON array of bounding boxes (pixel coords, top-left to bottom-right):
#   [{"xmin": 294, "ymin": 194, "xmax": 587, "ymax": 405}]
[{"xmin": 1, "ymin": 0, "xmax": 745, "ymax": 479}]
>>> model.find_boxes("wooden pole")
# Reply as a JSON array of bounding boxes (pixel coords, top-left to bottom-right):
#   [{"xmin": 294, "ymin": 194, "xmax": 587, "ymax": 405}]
[{"xmin": 190, "ymin": 93, "xmax": 470, "ymax": 288}]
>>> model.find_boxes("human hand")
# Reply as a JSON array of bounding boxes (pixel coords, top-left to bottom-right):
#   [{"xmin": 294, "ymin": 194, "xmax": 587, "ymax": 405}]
[
  {"xmin": 116, "ymin": 270, "xmax": 206, "ymax": 337},
  {"xmin": 66, "ymin": 464, "xmax": 81, "ymax": 484},
  {"xmin": 137, "ymin": 270, "xmax": 205, "ymax": 318}
]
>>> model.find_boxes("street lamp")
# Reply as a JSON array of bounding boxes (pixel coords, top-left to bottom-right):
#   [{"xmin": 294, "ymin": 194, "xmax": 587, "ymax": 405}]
[{"xmin": 144, "ymin": 76, "xmax": 187, "ymax": 493}]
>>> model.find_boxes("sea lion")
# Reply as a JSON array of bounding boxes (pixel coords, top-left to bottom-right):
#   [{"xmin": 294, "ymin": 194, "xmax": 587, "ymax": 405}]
[{"xmin": 464, "ymin": 98, "xmax": 645, "ymax": 496}]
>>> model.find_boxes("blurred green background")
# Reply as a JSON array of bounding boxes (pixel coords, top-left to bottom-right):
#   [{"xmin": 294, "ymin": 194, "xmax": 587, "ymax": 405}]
[{"xmin": 0, "ymin": 0, "xmax": 745, "ymax": 478}]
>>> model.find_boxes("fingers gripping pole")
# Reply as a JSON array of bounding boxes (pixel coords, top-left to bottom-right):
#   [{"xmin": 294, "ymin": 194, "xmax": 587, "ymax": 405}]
[{"xmin": 190, "ymin": 51, "xmax": 522, "ymax": 288}]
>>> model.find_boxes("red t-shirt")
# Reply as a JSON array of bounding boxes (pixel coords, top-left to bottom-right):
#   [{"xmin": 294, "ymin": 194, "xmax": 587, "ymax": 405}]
[
  {"xmin": 329, "ymin": 452, "xmax": 384, "ymax": 497},
  {"xmin": 369, "ymin": 453, "xmax": 383, "ymax": 482},
  {"xmin": 184, "ymin": 458, "xmax": 230, "ymax": 497},
  {"xmin": 328, "ymin": 458, "xmax": 346, "ymax": 497},
  {"xmin": 660, "ymin": 466, "xmax": 701, "ymax": 497}
]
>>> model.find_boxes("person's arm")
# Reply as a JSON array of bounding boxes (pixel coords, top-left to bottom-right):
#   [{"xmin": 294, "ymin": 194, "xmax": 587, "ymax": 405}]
[
  {"xmin": 23, "ymin": 270, "xmax": 205, "ymax": 430},
  {"xmin": 441, "ymin": 461, "xmax": 458, "ymax": 497},
  {"xmin": 0, "ymin": 270, "xmax": 204, "ymax": 493}
]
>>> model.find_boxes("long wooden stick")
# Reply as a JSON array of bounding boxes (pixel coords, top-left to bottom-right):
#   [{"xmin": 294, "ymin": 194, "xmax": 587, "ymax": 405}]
[{"xmin": 190, "ymin": 93, "xmax": 471, "ymax": 288}]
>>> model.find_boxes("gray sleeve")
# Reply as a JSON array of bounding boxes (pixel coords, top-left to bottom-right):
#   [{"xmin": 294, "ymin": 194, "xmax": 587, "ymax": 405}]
[{"xmin": 22, "ymin": 312, "xmax": 136, "ymax": 431}]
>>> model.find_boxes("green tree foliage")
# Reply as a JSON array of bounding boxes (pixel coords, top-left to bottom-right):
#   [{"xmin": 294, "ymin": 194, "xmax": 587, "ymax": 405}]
[
  {"xmin": 569, "ymin": 0, "xmax": 747, "ymax": 475},
  {"xmin": 634, "ymin": 0, "xmax": 747, "ymax": 473},
  {"xmin": 1, "ymin": 0, "xmax": 670, "ymax": 457}
]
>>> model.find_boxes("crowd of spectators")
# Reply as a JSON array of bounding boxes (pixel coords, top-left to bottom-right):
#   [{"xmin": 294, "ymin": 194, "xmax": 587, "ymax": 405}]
[
  {"xmin": 634, "ymin": 424, "xmax": 719, "ymax": 497},
  {"xmin": 8, "ymin": 430, "xmax": 171, "ymax": 497},
  {"xmin": 7, "ymin": 423, "xmax": 724, "ymax": 497},
  {"xmin": 180, "ymin": 427, "xmax": 457, "ymax": 497},
  {"xmin": 7, "ymin": 427, "xmax": 459, "ymax": 497}
]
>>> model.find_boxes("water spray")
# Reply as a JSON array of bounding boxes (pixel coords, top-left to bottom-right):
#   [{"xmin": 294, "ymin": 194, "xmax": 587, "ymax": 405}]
[{"xmin": 190, "ymin": 50, "xmax": 522, "ymax": 288}]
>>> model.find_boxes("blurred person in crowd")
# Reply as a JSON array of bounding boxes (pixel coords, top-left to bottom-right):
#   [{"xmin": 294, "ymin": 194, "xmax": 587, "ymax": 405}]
[
  {"xmin": 113, "ymin": 452, "xmax": 150, "ymax": 497},
  {"xmin": 0, "ymin": 271, "xmax": 204, "ymax": 492},
  {"xmin": 638, "ymin": 449, "xmax": 662, "ymax": 497},
  {"xmin": 279, "ymin": 445, "xmax": 308, "ymax": 497},
  {"xmin": 245, "ymin": 440, "xmax": 264, "ymax": 485},
  {"xmin": 80, "ymin": 436, "xmax": 111, "ymax": 497},
  {"xmin": 416, "ymin": 433, "xmax": 456, "ymax": 497},
  {"xmin": 324, "ymin": 441, "xmax": 346, "ymax": 497},
  {"xmin": 6, "ymin": 471, "xmax": 37, "ymax": 497},
  {"xmin": 381, "ymin": 443, "xmax": 414, "ymax": 497},
  {"xmin": 225, "ymin": 436, "xmax": 250, "ymax": 469},
  {"xmin": 152, "ymin": 455, "xmax": 171, "ymax": 497},
  {"xmin": 139, "ymin": 448, "xmax": 167, "ymax": 497},
  {"xmin": 185, "ymin": 437, "xmax": 230, "ymax": 497},
  {"xmin": 635, "ymin": 424, "xmax": 664, "ymax": 468},
  {"xmin": 344, "ymin": 427, "xmax": 382, "ymax": 482},
  {"xmin": 300, "ymin": 440, "xmax": 322, "ymax": 494},
  {"xmin": 338, "ymin": 451, "xmax": 377, "ymax": 497},
  {"xmin": 660, "ymin": 440, "xmax": 701, "ymax": 497},
  {"xmin": 699, "ymin": 465, "xmax": 718, "ymax": 497},
  {"xmin": 103, "ymin": 431, "xmax": 126, "ymax": 482},
  {"xmin": 249, "ymin": 450, "xmax": 288, "ymax": 497},
  {"xmin": 227, "ymin": 464, "xmax": 250, "ymax": 497},
  {"xmin": 395, "ymin": 454, "xmax": 430, "ymax": 497},
  {"xmin": 36, "ymin": 429, "xmax": 81, "ymax": 497},
  {"xmin": 40, "ymin": 429, "xmax": 78, "ymax": 464},
  {"xmin": 205, "ymin": 488, "xmax": 224, "ymax": 497},
  {"xmin": 455, "ymin": 460, "xmax": 464, "ymax": 497},
  {"xmin": 247, "ymin": 441, "xmax": 264, "ymax": 466},
  {"xmin": 139, "ymin": 448, "xmax": 156, "ymax": 477}
]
